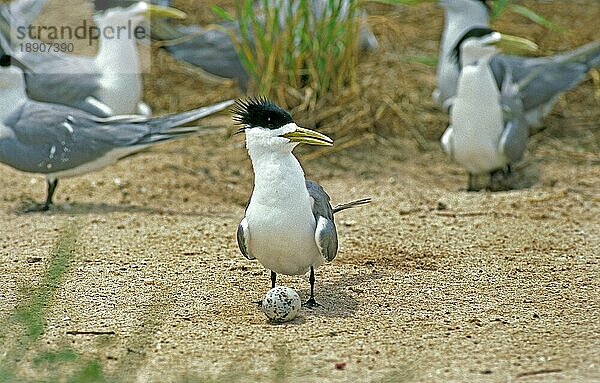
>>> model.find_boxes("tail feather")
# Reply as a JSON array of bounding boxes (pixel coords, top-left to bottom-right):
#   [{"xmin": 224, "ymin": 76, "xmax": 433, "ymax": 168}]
[
  {"xmin": 147, "ymin": 99, "xmax": 235, "ymax": 131},
  {"xmin": 139, "ymin": 127, "xmax": 199, "ymax": 145},
  {"xmin": 333, "ymin": 198, "xmax": 371, "ymax": 214},
  {"xmin": 512, "ymin": 41, "xmax": 600, "ymax": 105},
  {"xmin": 553, "ymin": 40, "xmax": 600, "ymax": 69}
]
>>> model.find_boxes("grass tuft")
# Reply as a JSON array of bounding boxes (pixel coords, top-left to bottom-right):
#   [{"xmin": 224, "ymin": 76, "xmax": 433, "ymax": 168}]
[{"xmin": 215, "ymin": 0, "xmax": 361, "ymax": 111}]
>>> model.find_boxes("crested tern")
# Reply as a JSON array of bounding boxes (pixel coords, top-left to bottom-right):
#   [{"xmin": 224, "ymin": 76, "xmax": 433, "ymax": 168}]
[
  {"xmin": 434, "ymin": 0, "xmax": 599, "ymax": 130},
  {"xmin": 0, "ymin": 0, "xmax": 185, "ymax": 117},
  {"xmin": 440, "ymin": 28, "xmax": 599, "ymax": 191},
  {"xmin": 233, "ymin": 98, "xmax": 370, "ymax": 307},
  {"xmin": 0, "ymin": 54, "xmax": 234, "ymax": 211}
]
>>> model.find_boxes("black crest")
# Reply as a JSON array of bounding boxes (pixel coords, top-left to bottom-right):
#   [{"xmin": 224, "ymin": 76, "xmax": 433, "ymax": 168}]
[
  {"xmin": 450, "ymin": 27, "xmax": 495, "ymax": 67},
  {"xmin": 473, "ymin": 0, "xmax": 491, "ymax": 10},
  {"xmin": 231, "ymin": 97, "xmax": 294, "ymax": 131},
  {"xmin": 94, "ymin": 0, "xmax": 136, "ymax": 12}
]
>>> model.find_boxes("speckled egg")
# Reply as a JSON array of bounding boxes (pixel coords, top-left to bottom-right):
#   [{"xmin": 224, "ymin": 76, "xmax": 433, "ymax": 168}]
[{"xmin": 262, "ymin": 287, "xmax": 301, "ymax": 322}]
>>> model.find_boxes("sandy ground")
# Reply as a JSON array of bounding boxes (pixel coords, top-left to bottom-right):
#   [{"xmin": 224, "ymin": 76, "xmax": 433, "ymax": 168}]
[{"xmin": 1, "ymin": 1, "xmax": 599, "ymax": 382}]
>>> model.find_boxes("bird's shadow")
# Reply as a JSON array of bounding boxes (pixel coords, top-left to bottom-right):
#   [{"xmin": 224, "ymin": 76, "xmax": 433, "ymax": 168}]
[
  {"xmin": 466, "ymin": 161, "xmax": 540, "ymax": 192},
  {"xmin": 491, "ymin": 162, "xmax": 540, "ymax": 191},
  {"xmin": 298, "ymin": 270, "xmax": 385, "ymax": 318},
  {"xmin": 12, "ymin": 201, "xmax": 209, "ymax": 217}
]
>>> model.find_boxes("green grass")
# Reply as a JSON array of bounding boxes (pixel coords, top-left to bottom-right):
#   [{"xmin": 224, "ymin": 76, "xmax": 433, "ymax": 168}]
[
  {"xmin": 214, "ymin": 0, "xmax": 360, "ymax": 109},
  {"xmin": 490, "ymin": 0, "xmax": 562, "ymax": 31},
  {"xmin": 0, "ymin": 222, "xmax": 111, "ymax": 383}
]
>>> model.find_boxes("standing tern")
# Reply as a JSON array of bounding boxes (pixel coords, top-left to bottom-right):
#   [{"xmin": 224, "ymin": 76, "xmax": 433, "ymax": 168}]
[
  {"xmin": 434, "ymin": 0, "xmax": 599, "ymax": 130},
  {"xmin": 0, "ymin": 0, "xmax": 185, "ymax": 117},
  {"xmin": 233, "ymin": 98, "xmax": 370, "ymax": 307},
  {"xmin": 440, "ymin": 28, "xmax": 598, "ymax": 191},
  {"xmin": 0, "ymin": 54, "xmax": 234, "ymax": 211}
]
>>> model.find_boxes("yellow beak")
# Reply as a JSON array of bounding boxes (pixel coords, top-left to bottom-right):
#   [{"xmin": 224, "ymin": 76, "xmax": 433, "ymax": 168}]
[
  {"xmin": 146, "ymin": 4, "xmax": 187, "ymax": 20},
  {"xmin": 495, "ymin": 33, "xmax": 539, "ymax": 55},
  {"xmin": 281, "ymin": 127, "xmax": 333, "ymax": 147}
]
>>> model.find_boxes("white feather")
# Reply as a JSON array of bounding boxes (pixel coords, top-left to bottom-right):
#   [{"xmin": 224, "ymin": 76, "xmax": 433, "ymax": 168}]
[
  {"xmin": 244, "ymin": 125, "xmax": 323, "ymax": 276},
  {"xmin": 93, "ymin": 3, "xmax": 147, "ymax": 115},
  {"xmin": 450, "ymin": 61, "xmax": 507, "ymax": 174}
]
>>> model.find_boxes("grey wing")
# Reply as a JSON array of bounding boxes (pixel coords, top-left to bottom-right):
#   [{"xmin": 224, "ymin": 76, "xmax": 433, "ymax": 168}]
[
  {"xmin": 490, "ymin": 55, "xmax": 547, "ymax": 92},
  {"xmin": 516, "ymin": 64, "xmax": 589, "ymax": 112},
  {"xmin": 0, "ymin": 15, "xmax": 104, "ymax": 113},
  {"xmin": 1, "ymin": 101, "xmax": 152, "ymax": 174},
  {"xmin": 306, "ymin": 180, "xmax": 338, "ymax": 262},
  {"xmin": 162, "ymin": 22, "xmax": 249, "ymax": 91},
  {"xmin": 440, "ymin": 125, "xmax": 455, "ymax": 160},
  {"xmin": 236, "ymin": 217, "xmax": 254, "ymax": 260},
  {"xmin": 499, "ymin": 119, "xmax": 529, "ymax": 164},
  {"xmin": 491, "ymin": 43, "xmax": 599, "ymax": 112},
  {"xmin": 498, "ymin": 74, "xmax": 529, "ymax": 164},
  {"xmin": 22, "ymin": 54, "xmax": 104, "ymax": 112}
]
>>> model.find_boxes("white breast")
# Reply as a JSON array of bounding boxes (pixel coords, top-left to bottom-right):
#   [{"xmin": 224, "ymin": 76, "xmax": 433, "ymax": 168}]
[
  {"xmin": 245, "ymin": 147, "xmax": 323, "ymax": 276},
  {"xmin": 450, "ymin": 64, "xmax": 506, "ymax": 174},
  {"xmin": 93, "ymin": 13, "xmax": 143, "ymax": 115},
  {"xmin": 247, "ymin": 197, "xmax": 322, "ymax": 275}
]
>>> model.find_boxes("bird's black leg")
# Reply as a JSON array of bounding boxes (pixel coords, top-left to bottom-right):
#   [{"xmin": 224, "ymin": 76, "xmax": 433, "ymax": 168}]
[
  {"xmin": 303, "ymin": 266, "xmax": 322, "ymax": 309},
  {"xmin": 253, "ymin": 270, "xmax": 277, "ymax": 307},
  {"xmin": 44, "ymin": 179, "xmax": 59, "ymax": 210},
  {"xmin": 467, "ymin": 173, "xmax": 476, "ymax": 192},
  {"xmin": 489, "ymin": 167, "xmax": 512, "ymax": 192},
  {"xmin": 25, "ymin": 179, "xmax": 58, "ymax": 212}
]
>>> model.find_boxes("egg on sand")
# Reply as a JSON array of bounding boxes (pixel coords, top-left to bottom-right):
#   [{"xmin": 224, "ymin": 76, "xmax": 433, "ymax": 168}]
[{"xmin": 262, "ymin": 286, "xmax": 301, "ymax": 323}]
